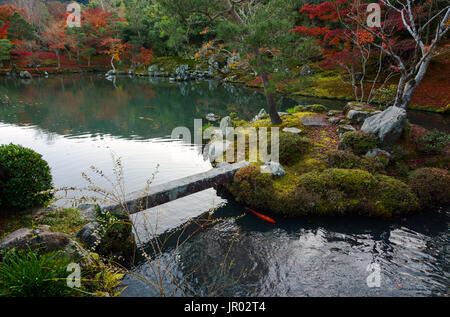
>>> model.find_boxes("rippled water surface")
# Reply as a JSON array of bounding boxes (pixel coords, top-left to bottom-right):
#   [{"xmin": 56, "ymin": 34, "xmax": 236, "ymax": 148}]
[{"xmin": 0, "ymin": 75, "xmax": 448, "ymax": 297}]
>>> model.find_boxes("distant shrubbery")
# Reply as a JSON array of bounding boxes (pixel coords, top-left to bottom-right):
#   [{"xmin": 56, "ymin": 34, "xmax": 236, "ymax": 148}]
[
  {"xmin": 408, "ymin": 168, "xmax": 450, "ymax": 208},
  {"xmin": 416, "ymin": 129, "xmax": 449, "ymax": 155},
  {"xmin": 286, "ymin": 104, "xmax": 327, "ymax": 114},
  {"xmin": 0, "ymin": 143, "xmax": 53, "ymax": 210}
]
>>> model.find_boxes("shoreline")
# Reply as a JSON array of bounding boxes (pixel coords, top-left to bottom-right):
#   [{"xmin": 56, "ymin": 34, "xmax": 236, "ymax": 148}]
[{"xmin": 1, "ymin": 62, "xmax": 448, "ymax": 115}]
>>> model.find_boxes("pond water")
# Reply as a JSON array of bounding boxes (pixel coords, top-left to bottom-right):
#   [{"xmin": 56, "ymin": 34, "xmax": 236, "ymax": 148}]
[{"xmin": 0, "ymin": 75, "xmax": 448, "ymax": 297}]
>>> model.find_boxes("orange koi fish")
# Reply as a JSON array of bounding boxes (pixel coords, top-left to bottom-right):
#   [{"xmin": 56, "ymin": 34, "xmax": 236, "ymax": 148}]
[{"xmin": 246, "ymin": 207, "xmax": 276, "ymax": 224}]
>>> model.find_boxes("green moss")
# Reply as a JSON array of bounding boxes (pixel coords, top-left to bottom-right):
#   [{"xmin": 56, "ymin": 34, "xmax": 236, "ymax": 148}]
[
  {"xmin": 36, "ymin": 208, "xmax": 88, "ymax": 236},
  {"xmin": 286, "ymin": 105, "xmax": 306, "ymax": 114},
  {"xmin": 325, "ymin": 150, "xmax": 385, "ymax": 174},
  {"xmin": 340, "ymin": 131, "xmax": 379, "ymax": 156},
  {"xmin": 272, "ymin": 132, "xmax": 311, "ymax": 165},
  {"xmin": 229, "ymin": 167, "xmax": 419, "ymax": 218},
  {"xmin": 304, "ymin": 104, "xmax": 327, "ymax": 113}
]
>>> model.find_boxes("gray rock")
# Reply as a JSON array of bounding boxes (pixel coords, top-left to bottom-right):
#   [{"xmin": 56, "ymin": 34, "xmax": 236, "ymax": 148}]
[
  {"xmin": 76, "ymin": 222, "xmax": 101, "ymax": 248},
  {"xmin": 253, "ymin": 108, "xmax": 268, "ymax": 121},
  {"xmin": 282, "ymin": 127, "xmax": 302, "ymax": 134},
  {"xmin": 1, "ymin": 227, "xmax": 71, "ymax": 254},
  {"xmin": 203, "ymin": 140, "xmax": 232, "ymax": 162},
  {"xmin": 343, "ymin": 101, "xmax": 375, "ymax": 115},
  {"xmin": 19, "ymin": 71, "xmax": 31, "ymax": 79},
  {"xmin": 366, "ymin": 148, "xmax": 392, "ymax": 165},
  {"xmin": 346, "ymin": 110, "xmax": 371, "ymax": 124},
  {"xmin": 337, "ymin": 124, "xmax": 356, "ymax": 137},
  {"xmin": 328, "ymin": 117, "xmax": 342, "ymax": 124},
  {"xmin": 260, "ymin": 161, "xmax": 286, "ymax": 176},
  {"xmin": 361, "ymin": 106, "xmax": 407, "ymax": 144},
  {"xmin": 148, "ymin": 65, "xmax": 158, "ymax": 73},
  {"xmin": 300, "ymin": 65, "xmax": 314, "ymax": 76},
  {"xmin": 79, "ymin": 204, "xmax": 98, "ymax": 221},
  {"xmin": 327, "ymin": 110, "xmax": 342, "ymax": 117},
  {"xmin": 278, "ymin": 112, "xmax": 291, "ymax": 117},
  {"xmin": 205, "ymin": 113, "xmax": 220, "ymax": 122},
  {"xmin": 301, "ymin": 116, "xmax": 328, "ymax": 127},
  {"xmin": 220, "ymin": 116, "xmax": 233, "ymax": 139},
  {"xmin": 215, "ymin": 162, "xmax": 231, "ymax": 168}
]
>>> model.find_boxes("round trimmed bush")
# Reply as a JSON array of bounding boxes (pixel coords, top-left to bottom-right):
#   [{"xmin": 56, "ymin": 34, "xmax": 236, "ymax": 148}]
[
  {"xmin": 271, "ymin": 132, "xmax": 311, "ymax": 165},
  {"xmin": 0, "ymin": 143, "xmax": 53, "ymax": 210},
  {"xmin": 305, "ymin": 104, "xmax": 327, "ymax": 113},
  {"xmin": 340, "ymin": 131, "xmax": 379, "ymax": 156},
  {"xmin": 408, "ymin": 168, "xmax": 450, "ymax": 207}
]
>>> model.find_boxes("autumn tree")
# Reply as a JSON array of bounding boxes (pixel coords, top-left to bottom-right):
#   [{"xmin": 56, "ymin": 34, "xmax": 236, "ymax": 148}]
[
  {"xmin": 356, "ymin": 0, "xmax": 449, "ymax": 109},
  {"xmin": 101, "ymin": 37, "xmax": 126, "ymax": 71},
  {"xmin": 294, "ymin": 0, "xmax": 449, "ymax": 109},
  {"xmin": 42, "ymin": 21, "xmax": 67, "ymax": 69}
]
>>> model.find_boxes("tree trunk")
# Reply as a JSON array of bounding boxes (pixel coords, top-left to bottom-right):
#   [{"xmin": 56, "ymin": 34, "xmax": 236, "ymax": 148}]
[
  {"xmin": 261, "ymin": 73, "xmax": 282, "ymax": 125},
  {"xmin": 88, "ymin": 55, "xmax": 91, "ymax": 67},
  {"xmin": 400, "ymin": 58, "xmax": 431, "ymax": 109},
  {"xmin": 55, "ymin": 50, "xmax": 60, "ymax": 69},
  {"xmin": 110, "ymin": 55, "xmax": 116, "ymax": 72},
  {"xmin": 394, "ymin": 56, "xmax": 432, "ymax": 109}
]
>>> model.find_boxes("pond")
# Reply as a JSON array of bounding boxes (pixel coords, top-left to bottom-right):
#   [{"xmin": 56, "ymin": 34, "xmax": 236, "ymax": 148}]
[{"xmin": 0, "ymin": 74, "xmax": 448, "ymax": 297}]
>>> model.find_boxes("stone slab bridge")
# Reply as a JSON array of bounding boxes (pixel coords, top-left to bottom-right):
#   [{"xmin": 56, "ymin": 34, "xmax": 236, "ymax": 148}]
[{"xmin": 103, "ymin": 161, "xmax": 250, "ymax": 215}]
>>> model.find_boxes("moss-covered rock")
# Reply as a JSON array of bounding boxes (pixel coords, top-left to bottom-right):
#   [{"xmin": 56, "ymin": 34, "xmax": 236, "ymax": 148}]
[
  {"xmin": 339, "ymin": 131, "xmax": 379, "ymax": 156},
  {"xmin": 228, "ymin": 167, "xmax": 419, "ymax": 218},
  {"xmin": 408, "ymin": 168, "xmax": 450, "ymax": 207},
  {"xmin": 343, "ymin": 101, "xmax": 376, "ymax": 115}
]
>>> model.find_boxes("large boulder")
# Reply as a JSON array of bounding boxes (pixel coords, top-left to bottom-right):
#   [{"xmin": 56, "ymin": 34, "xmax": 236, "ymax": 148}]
[{"xmin": 361, "ymin": 106, "xmax": 407, "ymax": 144}]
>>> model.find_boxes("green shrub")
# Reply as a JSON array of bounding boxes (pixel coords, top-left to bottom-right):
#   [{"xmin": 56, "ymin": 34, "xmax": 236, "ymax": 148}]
[
  {"xmin": 416, "ymin": 129, "xmax": 449, "ymax": 155},
  {"xmin": 340, "ymin": 131, "xmax": 379, "ymax": 156},
  {"xmin": 325, "ymin": 150, "xmax": 384, "ymax": 174},
  {"xmin": 271, "ymin": 132, "xmax": 311, "ymax": 165},
  {"xmin": 229, "ymin": 165, "xmax": 274, "ymax": 210},
  {"xmin": 0, "ymin": 144, "xmax": 53, "ymax": 210},
  {"xmin": 93, "ymin": 208, "xmax": 135, "ymax": 260},
  {"xmin": 408, "ymin": 168, "xmax": 450, "ymax": 207},
  {"xmin": 305, "ymin": 104, "xmax": 327, "ymax": 113},
  {"xmin": 372, "ymin": 84, "xmax": 397, "ymax": 107},
  {"xmin": 286, "ymin": 105, "xmax": 306, "ymax": 114},
  {"xmin": 0, "ymin": 247, "xmax": 78, "ymax": 297}
]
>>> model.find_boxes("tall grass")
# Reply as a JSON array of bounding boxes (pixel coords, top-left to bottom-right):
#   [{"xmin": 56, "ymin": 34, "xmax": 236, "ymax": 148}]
[{"xmin": 0, "ymin": 247, "xmax": 78, "ymax": 297}]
